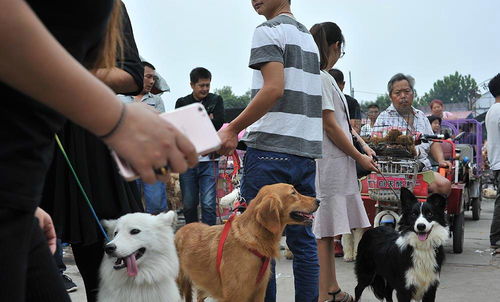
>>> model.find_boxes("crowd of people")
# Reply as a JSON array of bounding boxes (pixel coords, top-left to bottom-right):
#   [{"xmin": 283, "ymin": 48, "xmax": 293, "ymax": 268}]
[{"xmin": 1, "ymin": 0, "xmax": 499, "ymax": 302}]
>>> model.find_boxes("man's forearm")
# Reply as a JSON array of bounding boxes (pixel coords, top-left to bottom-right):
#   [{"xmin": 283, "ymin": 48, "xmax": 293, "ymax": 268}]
[
  {"xmin": 227, "ymin": 62, "xmax": 284, "ymax": 133},
  {"xmin": 226, "ymin": 86, "xmax": 281, "ymax": 133}
]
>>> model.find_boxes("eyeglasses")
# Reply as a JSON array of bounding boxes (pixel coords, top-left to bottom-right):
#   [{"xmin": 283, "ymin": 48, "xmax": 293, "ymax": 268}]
[{"xmin": 392, "ymin": 88, "xmax": 413, "ymax": 97}]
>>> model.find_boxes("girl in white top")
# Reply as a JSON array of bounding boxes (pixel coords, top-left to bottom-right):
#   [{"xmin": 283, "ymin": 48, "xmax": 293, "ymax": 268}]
[{"xmin": 309, "ymin": 22, "xmax": 378, "ymax": 302}]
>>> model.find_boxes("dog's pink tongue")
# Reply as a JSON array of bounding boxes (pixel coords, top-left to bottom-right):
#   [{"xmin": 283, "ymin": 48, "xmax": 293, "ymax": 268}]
[
  {"xmin": 125, "ymin": 254, "xmax": 138, "ymax": 277},
  {"xmin": 418, "ymin": 233, "xmax": 428, "ymax": 241}
]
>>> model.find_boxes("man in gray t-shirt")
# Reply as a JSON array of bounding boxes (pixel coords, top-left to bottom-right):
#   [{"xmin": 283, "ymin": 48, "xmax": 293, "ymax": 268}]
[{"xmin": 486, "ymin": 74, "xmax": 500, "ymax": 249}]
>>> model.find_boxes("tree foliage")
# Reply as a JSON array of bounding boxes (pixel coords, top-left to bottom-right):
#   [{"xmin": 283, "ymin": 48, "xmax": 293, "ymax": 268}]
[
  {"xmin": 361, "ymin": 94, "xmax": 392, "ymax": 112},
  {"xmin": 419, "ymin": 72, "xmax": 480, "ymax": 105},
  {"xmin": 214, "ymin": 86, "xmax": 251, "ymax": 109}
]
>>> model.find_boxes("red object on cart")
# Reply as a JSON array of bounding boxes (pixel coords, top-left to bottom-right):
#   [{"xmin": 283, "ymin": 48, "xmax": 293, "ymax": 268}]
[{"xmin": 216, "ymin": 151, "xmax": 242, "ymax": 218}]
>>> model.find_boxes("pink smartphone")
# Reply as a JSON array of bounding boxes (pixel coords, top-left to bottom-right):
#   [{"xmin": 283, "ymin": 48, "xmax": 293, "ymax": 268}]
[{"xmin": 111, "ymin": 103, "xmax": 222, "ymax": 181}]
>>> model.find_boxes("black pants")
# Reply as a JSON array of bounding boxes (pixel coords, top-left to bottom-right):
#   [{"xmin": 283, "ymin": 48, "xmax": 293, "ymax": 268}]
[
  {"xmin": 0, "ymin": 207, "xmax": 70, "ymax": 302},
  {"xmin": 72, "ymin": 240, "xmax": 105, "ymax": 302}
]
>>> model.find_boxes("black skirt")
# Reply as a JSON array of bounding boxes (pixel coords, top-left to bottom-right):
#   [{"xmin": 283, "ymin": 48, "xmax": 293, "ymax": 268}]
[{"xmin": 40, "ymin": 122, "xmax": 143, "ymax": 246}]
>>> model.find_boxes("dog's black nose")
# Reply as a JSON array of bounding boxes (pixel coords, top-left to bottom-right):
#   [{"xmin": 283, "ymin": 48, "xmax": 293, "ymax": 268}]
[
  {"xmin": 416, "ymin": 223, "xmax": 426, "ymax": 231},
  {"xmin": 315, "ymin": 199, "xmax": 320, "ymax": 206},
  {"xmin": 104, "ymin": 243, "xmax": 117, "ymax": 255}
]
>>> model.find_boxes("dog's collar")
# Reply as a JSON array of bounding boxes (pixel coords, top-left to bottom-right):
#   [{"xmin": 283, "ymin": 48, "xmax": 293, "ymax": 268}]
[{"xmin": 216, "ymin": 213, "xmax": 270, "ymax": 285}]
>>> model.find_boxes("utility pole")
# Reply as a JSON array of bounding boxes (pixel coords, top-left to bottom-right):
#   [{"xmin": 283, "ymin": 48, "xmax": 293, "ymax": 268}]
[{"xmin": 349, "ymin": 71, "xmax": 354, "ymax": 97}]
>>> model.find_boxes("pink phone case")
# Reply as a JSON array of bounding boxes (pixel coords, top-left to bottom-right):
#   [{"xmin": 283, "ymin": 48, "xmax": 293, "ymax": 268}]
[{"xmin": 112, "ymin": 103, "xmax": 222, "ymax": 180}]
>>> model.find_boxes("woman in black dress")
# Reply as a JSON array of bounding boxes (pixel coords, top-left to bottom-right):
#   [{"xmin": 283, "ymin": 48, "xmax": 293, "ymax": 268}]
[
  {"xmin": 40, "ymin": 4, "xmax": 147, "ymax": 301},
  {"xmin": 0, "ymin": 1, "xmax": 197, "ymax": 301}
]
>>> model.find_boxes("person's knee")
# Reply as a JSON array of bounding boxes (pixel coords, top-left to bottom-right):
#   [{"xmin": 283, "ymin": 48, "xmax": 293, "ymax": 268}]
[
  {"xmin": 439, "ymin": 177, "xmax": 452, "ymax": 195},
  {"xmin": 442, "ymin": 177, "xmax": 451, "ymax": 195},
  {"xmin": 431, "ymin": 172, "xmax": 451, "ymax": 195}
]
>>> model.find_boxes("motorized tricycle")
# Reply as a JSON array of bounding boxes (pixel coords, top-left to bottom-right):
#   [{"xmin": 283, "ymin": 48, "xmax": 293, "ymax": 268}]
[{"xmin": 359, "ymin": 128, "xmax": 468, "ymax": 253}]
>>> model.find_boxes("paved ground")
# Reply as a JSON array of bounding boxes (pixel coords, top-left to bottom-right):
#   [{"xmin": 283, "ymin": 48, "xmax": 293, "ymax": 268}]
[{"xmin": 67, "ymin": 198, "xmax": 500, "ymax": 301}]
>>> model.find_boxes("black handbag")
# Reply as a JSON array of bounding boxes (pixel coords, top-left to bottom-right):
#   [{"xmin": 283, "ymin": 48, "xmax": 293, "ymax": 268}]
[{"xmin": 353, "ymin": 137, "xmax": 371, "ymax": 178}]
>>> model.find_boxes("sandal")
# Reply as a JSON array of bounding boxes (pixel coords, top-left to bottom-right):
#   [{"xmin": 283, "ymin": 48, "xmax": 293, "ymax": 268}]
[{"xmin": 326, "ymin": 289, "xmax": 354, "ymax": 302}]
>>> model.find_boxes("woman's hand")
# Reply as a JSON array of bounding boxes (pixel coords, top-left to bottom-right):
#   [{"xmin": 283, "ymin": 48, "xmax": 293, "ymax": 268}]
[
  {"xmin": 362, "ymin": 144, "xmax": 376, "ymax": 158},
  {"xmin": 34, "ymin": 207, "xmax": 56, "ymax": 254},
  {"xmin": 103, "ymin": 103, "xmax": 198, "ymax": 184},
  {"xmin": 357, "ymin": 154, "xmax": 378, "ymax": 172}
]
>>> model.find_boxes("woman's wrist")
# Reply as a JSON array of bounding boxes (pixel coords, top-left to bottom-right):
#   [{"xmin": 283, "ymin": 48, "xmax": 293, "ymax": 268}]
[{"xmin": 98, "ymin": 102, "xmax": 127, "ymax": 139}]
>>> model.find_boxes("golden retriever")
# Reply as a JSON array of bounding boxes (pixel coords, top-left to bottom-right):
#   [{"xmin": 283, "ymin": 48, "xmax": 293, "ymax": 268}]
[{"xmin": 175, "ymin": 183, "xmax": 319, "ymax": 302}]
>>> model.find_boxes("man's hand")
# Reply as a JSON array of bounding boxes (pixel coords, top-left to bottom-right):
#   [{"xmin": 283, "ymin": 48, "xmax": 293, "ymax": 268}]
[
  {"xmin": 439, "ymin": 160, "xmax": 451, "ymax": 168},
  {"xmin": 218, "ymin": 126, "xmax": 239, "ymax": 155},
  {"xmin": 34, "ymin": 207, "xmax": 56, "ymax": 254}
]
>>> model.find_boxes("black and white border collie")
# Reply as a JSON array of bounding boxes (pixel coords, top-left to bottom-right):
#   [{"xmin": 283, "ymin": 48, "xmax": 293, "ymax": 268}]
[{"xmin": 354, "ymin": 187, "xmax": 449, "ymax": 302}]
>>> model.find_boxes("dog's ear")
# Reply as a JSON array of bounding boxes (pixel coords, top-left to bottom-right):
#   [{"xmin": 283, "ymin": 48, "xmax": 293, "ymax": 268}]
[
  {"xmin": 426, "ymin": 193, "xmax": 447, "ymax": 213},
  {"xmin": 255, "ymin": 193, "xmax": 283, "ymax": 236},
  {"xmin": 157, "ymin": 210, "xmax": 177, "ymax": 227},
  {"xmin": 101, "ymin": 219, "xmax": 117, "ymax": 238},
  {"xmin": 400, "ymin": 187, "xmax": 418, "ymax": 210}
]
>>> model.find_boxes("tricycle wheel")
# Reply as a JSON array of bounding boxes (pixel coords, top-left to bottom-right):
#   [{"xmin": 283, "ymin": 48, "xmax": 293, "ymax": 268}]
[
  {"xmin": 452, "ymin": 212, "xmax": 465, "ymax": 253},
  {"xmin": 471, "ymin": 197, "xmax": 481, "ymax": 220}
]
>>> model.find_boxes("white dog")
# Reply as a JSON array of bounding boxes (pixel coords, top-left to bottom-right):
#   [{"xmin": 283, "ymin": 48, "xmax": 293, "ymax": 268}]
[
  {"xmin": 219, "ymin": 187, "xmax": 240, "ymax": 210},
  {"xmin": 98, "ymin": 211, "xmax": 181, "ymax": 302}
]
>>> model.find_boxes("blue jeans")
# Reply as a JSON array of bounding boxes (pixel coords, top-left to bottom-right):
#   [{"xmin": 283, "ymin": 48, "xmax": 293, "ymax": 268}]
[
  {"xmin": 136, "ymin": 180, "xmax": 168, "ymax": 214},
  {"xmin": 180, "ymin": 161, "xmax": 218, "ymax": 226},
  {"xmin": 241, "ymin": 148, "xmax": 319, "ymax": 302}
]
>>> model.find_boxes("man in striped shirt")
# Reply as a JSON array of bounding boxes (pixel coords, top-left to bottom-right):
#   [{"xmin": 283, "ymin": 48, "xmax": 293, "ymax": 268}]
[{"xmin": 218, "ymin": 1, "xmax": 322, "ymax": 301}]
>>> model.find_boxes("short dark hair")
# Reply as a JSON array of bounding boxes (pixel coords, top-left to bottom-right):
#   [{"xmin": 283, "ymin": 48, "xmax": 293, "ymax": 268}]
[
  {"xmin": 367, "ymin": 104, "xmax": 379, "ymax": 110},
  {"xmin": 142, "ymin": 61, "xmax": 155, "ymax": 70},
  {"xmin": 428, "ymin": 115, "xmax": 442, "ymax": 125},
  {"xmin": 488, "ymin": 73, "xmax": 500, "ymax": 98},
  {"xmin": 328, "ymin": 69, "xmax": 344, "ymax": 84},
  {"xmin": 190, "ymin": 67, "xmax": 212, "ymax": 83},
  {"xmin": 310, "ymin": 22, "xmax": 345, "ymax": 70}
]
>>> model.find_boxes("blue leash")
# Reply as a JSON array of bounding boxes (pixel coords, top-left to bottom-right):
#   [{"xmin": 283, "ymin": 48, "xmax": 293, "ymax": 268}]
[{"xmin": 54, "ymin": 134, "xmax": 110, "ymax": 243}]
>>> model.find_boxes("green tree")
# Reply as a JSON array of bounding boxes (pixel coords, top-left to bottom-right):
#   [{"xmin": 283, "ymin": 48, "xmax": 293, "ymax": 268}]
[
  {"xmin": 362, "ymin": 94, "xmax": 392, "ymax": 112},
  {"xmin": 215, "ymin": 86, "xmax": 251, "ymax": 108},
  {"xmin": 420, "ymin": 72, "xmax": 480, "ymax": 106}
]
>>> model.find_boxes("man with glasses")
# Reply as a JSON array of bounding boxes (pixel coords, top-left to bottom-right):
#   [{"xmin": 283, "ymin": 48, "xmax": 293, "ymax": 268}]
[
  {"xmin": 372, "ymin": 73, "xmax": 451, "ymax": 196},
  {"xmin": 118, "ymin": 61, "xmax": 168, "ymax": 214}
]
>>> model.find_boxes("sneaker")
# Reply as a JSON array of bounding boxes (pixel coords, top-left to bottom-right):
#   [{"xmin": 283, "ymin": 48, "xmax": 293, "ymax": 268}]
[
  {"xmin": 334, "ymin": 240, "xmax": 344, "ymax": 258},
  {"xmin": 61, "ymin": 274, "xmax": 78, "ymax": 293}
]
